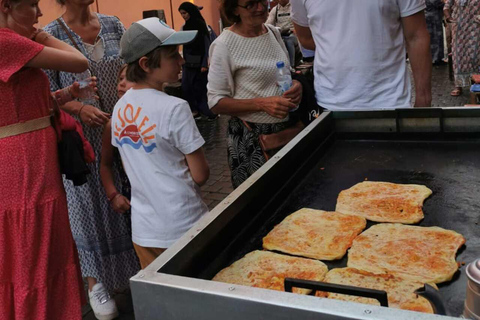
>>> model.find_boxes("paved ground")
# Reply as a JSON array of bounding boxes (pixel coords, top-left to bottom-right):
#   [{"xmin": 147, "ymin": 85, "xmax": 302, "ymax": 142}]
[{"xmin": 82, "ymin": 63, "xmax": 474, "ymax": 319}]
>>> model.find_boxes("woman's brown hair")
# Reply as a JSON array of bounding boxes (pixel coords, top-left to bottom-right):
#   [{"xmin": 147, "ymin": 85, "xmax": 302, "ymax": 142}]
[{"xmin": 220, "ymin": 0, "xmax": 241, "ymax": 24}]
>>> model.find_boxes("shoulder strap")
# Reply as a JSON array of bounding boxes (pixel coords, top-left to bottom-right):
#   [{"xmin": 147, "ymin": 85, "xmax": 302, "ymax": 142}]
[
  {"xmin": 265, "ymin": 24, "xmax": 289, "ymax": 63},
  {"xmin": 56, "ymin": 18, "xmax": 82, "ymax": 52},
  {"xmin": 275, "ymin": 6, "xmax": 279, "ymax": 25}
]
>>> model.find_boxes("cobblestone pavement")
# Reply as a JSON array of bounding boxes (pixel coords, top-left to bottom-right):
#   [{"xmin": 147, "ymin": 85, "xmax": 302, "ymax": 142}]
[
  {"xmin": 83, "ymin": 63, "xmax": 473, "ymax": 320},
  {"xmin": 423, "ymin": 64, "xmax": 472, "ymax": 107}
]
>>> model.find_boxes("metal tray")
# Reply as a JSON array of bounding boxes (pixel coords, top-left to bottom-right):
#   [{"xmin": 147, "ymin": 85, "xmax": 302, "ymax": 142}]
[{"xmin": 131, "ymin": 108, "xmax": 480, "ymax": 320}]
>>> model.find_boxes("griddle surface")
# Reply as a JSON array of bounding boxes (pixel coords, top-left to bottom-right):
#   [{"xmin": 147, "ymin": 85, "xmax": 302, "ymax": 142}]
[{"xmin": 233, "ymin": 139, "xmax": 480, "ymax": 317}]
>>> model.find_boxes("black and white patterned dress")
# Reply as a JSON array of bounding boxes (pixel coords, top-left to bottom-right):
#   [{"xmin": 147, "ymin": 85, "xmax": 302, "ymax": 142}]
[
  {"xmin": 425, "ymin": 0, "xmax": 445, "ymax": 63},
  {"xmin": 44, "ymin": 14, "xmax": 140, "ymax": 292}
]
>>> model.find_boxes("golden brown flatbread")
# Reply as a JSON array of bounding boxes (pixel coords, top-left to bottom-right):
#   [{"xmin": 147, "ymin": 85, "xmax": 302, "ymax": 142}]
[
  {"xmin": 336, "ymin": 181, "xmax": 433, "ymax": 224},
  {"xmin": 316, "ymin": 268, "xmax": 435, "ymax": 314},
  {"xmin": 347, "ymin": 224, "xmax": 466, "ymax": 283},
  {"xmin": 212, "ymin": 250, "xmax": 328, "ymax": 294},
  {"xmin": 263, "ymin": 208, "xmax": 366, "ymax": 260}
]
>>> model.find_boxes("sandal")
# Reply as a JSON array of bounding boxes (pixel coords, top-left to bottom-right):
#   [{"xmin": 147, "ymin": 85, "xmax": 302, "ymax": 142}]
[{"xmin": 450, "ymin": 88, "xmax": 462, "ymax": 97}]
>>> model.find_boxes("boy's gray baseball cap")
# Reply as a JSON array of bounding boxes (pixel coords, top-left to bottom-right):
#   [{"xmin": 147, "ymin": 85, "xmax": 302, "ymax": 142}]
[{"xmin": 120, "ymin": 18, "xmax": 198, "ymax": 63}]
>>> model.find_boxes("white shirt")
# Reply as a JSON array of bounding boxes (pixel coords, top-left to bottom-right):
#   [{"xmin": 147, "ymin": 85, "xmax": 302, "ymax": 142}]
[
  {"xmin": 111, "ymin": 88, "xmax": 208, "ymax": 248},
  {"xmin": 291, "ymin": 0, "xmax": 426, "ymax": 110}
]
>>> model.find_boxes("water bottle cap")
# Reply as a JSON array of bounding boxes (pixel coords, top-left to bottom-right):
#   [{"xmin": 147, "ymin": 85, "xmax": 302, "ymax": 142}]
[{"xmin": 276, "ymin": 61, "xmax": 285, "ymax": 68}]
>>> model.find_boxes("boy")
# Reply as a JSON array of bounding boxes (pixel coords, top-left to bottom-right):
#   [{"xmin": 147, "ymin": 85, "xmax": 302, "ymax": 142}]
[{"xmin": 113, "ymin": 18, "xmax": 210, "ymax": 269}]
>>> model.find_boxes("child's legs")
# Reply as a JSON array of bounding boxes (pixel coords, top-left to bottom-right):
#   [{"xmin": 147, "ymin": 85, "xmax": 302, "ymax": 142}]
[{"xmin": 132, "ymin": 243, "xmax": 166, "ymax": 269}]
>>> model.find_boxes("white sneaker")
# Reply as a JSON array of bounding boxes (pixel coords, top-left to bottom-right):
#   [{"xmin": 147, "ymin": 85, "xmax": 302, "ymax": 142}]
[{"xmin": 89, "ymin": 283, "xmax": 119, "ymax": 320}]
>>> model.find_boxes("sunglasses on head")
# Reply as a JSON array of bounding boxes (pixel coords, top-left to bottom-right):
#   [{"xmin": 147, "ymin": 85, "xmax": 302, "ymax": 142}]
[{"xmin": 237, "ymin": 0, "xmax": 268, "ymax": 11}]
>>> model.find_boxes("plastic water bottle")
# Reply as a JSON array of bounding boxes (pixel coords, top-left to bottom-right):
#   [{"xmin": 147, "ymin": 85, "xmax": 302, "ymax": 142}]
[
  {"xmin": 75, "ymin": 70, "xmax": 96, "ymax": 104},
  {"xmin": 275, "ymin": 61, "xmax": 298, "ymax": 112}
]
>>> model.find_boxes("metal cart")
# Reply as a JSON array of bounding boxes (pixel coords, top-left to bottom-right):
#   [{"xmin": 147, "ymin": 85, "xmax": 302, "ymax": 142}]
[{"xmin": 131, "ymin": 108, "xmax": 480, "ymax": 320}]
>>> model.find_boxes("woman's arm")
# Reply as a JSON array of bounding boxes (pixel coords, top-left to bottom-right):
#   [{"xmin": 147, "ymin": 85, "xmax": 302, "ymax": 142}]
[
  {"xmin": 26, "ymin": 31, "xmax": 88, "ymax": 73},
  {"xmin": 185, "ymin": 148, "xmax": 210, "ymax": 186},
  {"xmin": 59, "ymin": 100, "xmax": 110, "ymax": 127},
  {"xmin": 100, "ymin": 121, "xmax": 131, "ymax": 214},
  {"xmin": 53, "ymin": 77, "xmax": 98, "ymax": 106},
  {"xmin": 212, "ymin": 95, "xmax": 296, "ymax": 119}
]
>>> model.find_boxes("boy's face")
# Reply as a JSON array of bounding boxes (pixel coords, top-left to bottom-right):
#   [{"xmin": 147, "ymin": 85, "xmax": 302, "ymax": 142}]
[{"xmin": 150, "ymin": 46, "xmax": 185, "ymax": 85}]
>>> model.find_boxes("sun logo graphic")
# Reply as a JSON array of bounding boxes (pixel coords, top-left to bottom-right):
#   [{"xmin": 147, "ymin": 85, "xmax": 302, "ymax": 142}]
[{"xmin": 114, "ymin": 104, "xmax": 157, "ymax": 153}]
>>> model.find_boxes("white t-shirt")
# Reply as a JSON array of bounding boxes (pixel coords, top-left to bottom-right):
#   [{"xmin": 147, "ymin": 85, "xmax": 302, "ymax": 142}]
[
  {"xmin": 291, "ymin": 0, "xmax": 426, "ymax": 110},
  {"xmin": 111, "ymin": 88, "xmax": 208, "ymax": 248}
]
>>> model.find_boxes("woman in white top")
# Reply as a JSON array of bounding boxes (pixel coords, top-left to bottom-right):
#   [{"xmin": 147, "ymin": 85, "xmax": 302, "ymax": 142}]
[{"xmin": 208, "ymin": 0, "xmax": 303, "ymax": 188}]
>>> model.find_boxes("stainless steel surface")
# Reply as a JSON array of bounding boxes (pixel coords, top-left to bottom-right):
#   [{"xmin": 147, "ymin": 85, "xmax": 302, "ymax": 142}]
[
  {"xmin": 464, "ymin": 260, "xmax": 480, "ymax": 320},
  {"xmin": 466, "ymin": 260, "xmax": 480, "ymax": 286},
  {"xmin": 131, "ymin": 108, "xmax": 480, "ymax": 320}
]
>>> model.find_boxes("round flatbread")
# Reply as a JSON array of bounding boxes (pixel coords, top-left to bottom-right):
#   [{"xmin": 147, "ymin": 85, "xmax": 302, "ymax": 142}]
[
  {"xmin": 347, "ymin": 224, "xmax": 466, "ymax": 283},
  {"xmin": 212, "ymin": 250, "xmax": 328, "ymax": 294},
  {"xmin": 263, "ymin": 209, "xmax": 366, "ymax": 260},
  {"xmin": 336, "ymin": 181, "xmax": 433, "ymax": 224}
]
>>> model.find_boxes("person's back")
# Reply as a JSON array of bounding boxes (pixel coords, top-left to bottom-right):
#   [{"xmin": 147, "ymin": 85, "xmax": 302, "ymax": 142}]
[
  {"xmin": 113, "ymin": 18, "xmax": 209, "ymax": 268},
  {"xmin": 291, "ymin": 0, "xmax": 427, "ymax": 110},
  {"xmin": 113, "ymin": 89, "xmax": 208, "ymax": 248}
]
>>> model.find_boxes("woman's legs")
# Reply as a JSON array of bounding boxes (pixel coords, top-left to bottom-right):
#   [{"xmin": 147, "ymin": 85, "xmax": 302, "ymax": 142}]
[
  {"xmin": 182, "ymin": 67, "xmax": 199, "ymax": 115},
  {"xmin": 195, "ymin": 71, "xmax": 216, "ymax": 118},
  {"xmin": 87, "ymin": 277, "xmax": 98, "ymax": 290}
]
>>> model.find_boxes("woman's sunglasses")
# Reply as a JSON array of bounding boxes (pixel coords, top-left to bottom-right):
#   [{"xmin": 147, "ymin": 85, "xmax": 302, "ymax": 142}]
[{"xmin": 237, "ymin": 0, "xmax": 268, "ymax": 11}]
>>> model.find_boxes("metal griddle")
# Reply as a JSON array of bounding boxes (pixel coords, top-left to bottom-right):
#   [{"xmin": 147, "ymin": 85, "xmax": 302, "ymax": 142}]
[{"xmin": 131, "ymin": 108, "xmax": 480, "ymax": 320}]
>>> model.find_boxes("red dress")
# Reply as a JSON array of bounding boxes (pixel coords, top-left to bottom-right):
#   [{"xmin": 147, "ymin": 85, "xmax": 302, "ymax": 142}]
[{"xmin": 0, "ymin": 29, "xmax": 85, "ymax": 319}]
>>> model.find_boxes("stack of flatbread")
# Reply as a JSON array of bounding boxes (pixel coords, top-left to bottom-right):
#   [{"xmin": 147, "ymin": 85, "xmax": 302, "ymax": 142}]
[{"xmin": 212, "ymin": 181, "xmax": 465, "ymax": 314}]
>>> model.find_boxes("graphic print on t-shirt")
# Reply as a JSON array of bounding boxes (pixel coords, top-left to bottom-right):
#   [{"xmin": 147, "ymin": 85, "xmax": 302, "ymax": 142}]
[{"xmin": 114, "ymin": 103, "xmax": 157, "ymax": 153}]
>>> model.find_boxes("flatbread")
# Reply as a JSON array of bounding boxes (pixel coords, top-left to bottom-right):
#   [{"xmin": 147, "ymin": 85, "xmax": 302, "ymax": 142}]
[
  {"xmin": 336, "ymin": 181, "xmax": 433, "ymax": 224},
  {"xmin": 348, "ymin": 224, "xmax": 466, "ymax": 283},
  {"xmin": 212, "ymin": 250, "xmax": 328, "ymax": 294},
  {"xmin": 263, "ymin": 208, "xmax": 366, "ymax": 260},
  {"xmin": 316, "ymin": 268, "xmax": 435, "ymax": 314}
]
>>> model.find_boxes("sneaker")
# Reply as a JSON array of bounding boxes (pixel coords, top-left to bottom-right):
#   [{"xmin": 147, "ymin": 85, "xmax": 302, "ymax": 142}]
[{"xmin": 89, "ymin": 283, "xmax": 119, "ymax": 320}]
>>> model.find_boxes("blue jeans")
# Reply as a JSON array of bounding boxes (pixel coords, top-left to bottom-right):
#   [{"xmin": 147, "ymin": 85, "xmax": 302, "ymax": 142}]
[{"xmin": 282, "ymin": 34, "xmax": 298, "ymax": 67}]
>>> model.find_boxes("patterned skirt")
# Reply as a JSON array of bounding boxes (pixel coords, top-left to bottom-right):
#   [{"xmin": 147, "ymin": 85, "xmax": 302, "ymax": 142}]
[
  {"xmin": 425, "ymin": 9, "xmax": 445, "ymax": 63},
  {"xmin": 227, "ymin": 117, "xmax": 291, "ymax": 188}
]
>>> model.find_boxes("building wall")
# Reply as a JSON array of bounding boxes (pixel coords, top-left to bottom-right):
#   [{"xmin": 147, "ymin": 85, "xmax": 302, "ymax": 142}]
[{"xmin": 38, "ymin": 0, "xmax": 221, "ymax": 34}]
